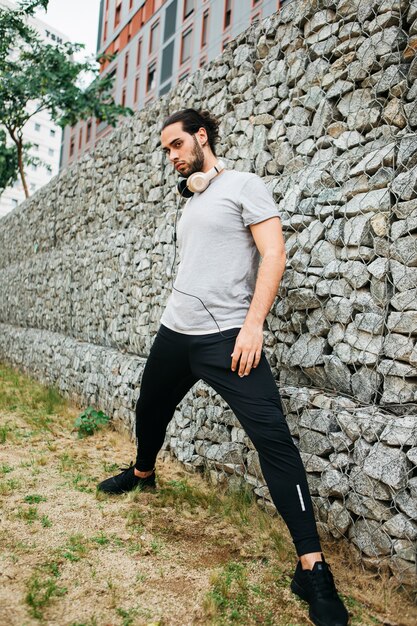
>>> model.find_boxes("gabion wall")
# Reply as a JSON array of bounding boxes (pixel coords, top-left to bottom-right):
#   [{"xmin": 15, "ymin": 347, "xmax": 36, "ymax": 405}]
[{"xmin": 0, "ymin": 0, "xmax": 416, "ymax": 585}]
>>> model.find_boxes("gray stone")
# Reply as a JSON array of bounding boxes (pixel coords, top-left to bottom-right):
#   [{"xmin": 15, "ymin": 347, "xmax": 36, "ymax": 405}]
[
  {"xmin": 407, "ymin": 448, "xmax": 417, "ymax": 466},
  {"xmin": 394, "ymin": 491, "xmax": 417, "ymax": 521},
  {"xmin": 379, "ymin": 415, "xmax": 417, "ymax": 446},
  {"xmin": 351, "ymin": 367, "xmax": 382, "ymax": 404},
  {"xmin": 333, "ymin": 131, "xmax": 365, "ymax": 151},
  {"xmin": 368, "ymin": 257, "xmax": 389, "ymax": 280},
  {"xmin": 342, "ymin": 189, "xmax": 391, "ymax": 217},
  {"xmin": 287, "ymin": 335, "xmax": 327, "ymax": 368},
  {"xmin": 391, "ymin": 214, "xmax": 417, "ymax": 241},
  {"xmin": 323, "ymin": 355, "xmax": 352, "ymax": 395},
  {"xmin": 300, "ymin": 452, "xmax": 330, "ymax": 473},
  {"xmin": 381, "ymin": 376, "xmax": 417, "ymax": 404},
  {"xmin": 390, "ymin": 260, "xmax": 417, "ymax": 291},
  {"xmin": 299, "ymin": 409, "xmax": 339, "ymax": 434},
  {"xmin": 306, "ymin": 309, "xmax": 331, "ymax": 337},
  {"xmin": 310, "ymin": 240, "xmax": 338, "ymax": 267},
  {"xmin": 349, "ymin": 519, "xmax": 392, "ymax": 557},
  {"xmin": 391, "ymin": 288, "xmax": 417, "ymax": 312},
  {"xmin": 391, "ymin": 166, "xmax": 417, "ymax": 201},
  {"xmin": 316, "ymin": 279, "xmax": 352, "ymax": 298},
  {"xmin": 350, "ymin": 466, "xmax": 392, "ymax": 500},
  {"xmin": 390, "ymin": 236, "xmax": 417, "ymax": 267},
  {"xmin": 344, "ymin": 323, "xmax": 383, "ymax": 354},
  {"xmin": 383, "ymin": 333, "xmax": 414, "ymax": 362},
  {"xmin": 393, "ymin": 539, "xmax": 416, "ymax": 563},
  {"xmin": 342, "ymin": 261, "xmax": 370, "ymax": 289},
  {"xmin": 383, "ymin": 513, "xmax": 417, "ymax": 540},
  {"xmin": 318, "ymin": 469, "xmax": 350, "ymax": 498},
  {"xmin": 353, "ymin": 438, "xmax": 372, "ymax": 466},
  {"xmin": 329, "ymin": 431, "xmax": 353, "ymax": 452},
  {"xmin": 350, "ymin": 143, "xmax": 396, "ymax": 177},
  {"xmin": 304, "ymin": 10, "xmax": 337, "ymax": 38},
  {"xmin": 299, "ymin": 428, "xmax": 333, "ymax": 456},
  {"xmin": 283, "ymin": 288, "xmax": 321, "ymax": 311},
  {"xmin": 328, "ymin": 500, "xmax": 351, "ymax": 538},
  {"xmin": 345, "ymin": 492, "xmax": 393, "ymax": 522},
  {"xmin": 387, "ymin": 311, "xmax": 417, "ymax": 334},
  {"xmin": 363, "ymin": 442, "xmax": 410, "ymax": 490}
]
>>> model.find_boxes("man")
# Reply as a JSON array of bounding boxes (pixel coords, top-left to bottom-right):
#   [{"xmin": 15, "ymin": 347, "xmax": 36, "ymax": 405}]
[{"xmin": 98, "ymin": 109, "xmax": 349, "ymax": 626}]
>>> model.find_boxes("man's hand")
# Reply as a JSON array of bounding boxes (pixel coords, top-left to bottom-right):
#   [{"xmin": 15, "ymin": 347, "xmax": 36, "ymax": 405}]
[{"xmin": 231, "ymin": 324, "xmax": 264, "ymax": 377}]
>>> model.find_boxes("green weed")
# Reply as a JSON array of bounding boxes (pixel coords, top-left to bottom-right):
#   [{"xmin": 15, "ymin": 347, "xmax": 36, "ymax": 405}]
[
  {"xmin": 41, "ymin": 515, "xmax": 52, "ymax": 528},
  {"xmin": 17, "ymin": 505, "xmax": 39, "ymax": 524},
  {"xmin": 74, "ymin": 406, "xmax": 110, "ymax": 438},
  {"xmin": 25, "ymin": 565, "xmax": 67, "ymax": 620},
  {"xmin": 60, "ymin": 534, "xmax": 89, "ymax": 562},
  {"xmin": 24, "ymin": 494, "xmax": 47, "ymax": 504}
]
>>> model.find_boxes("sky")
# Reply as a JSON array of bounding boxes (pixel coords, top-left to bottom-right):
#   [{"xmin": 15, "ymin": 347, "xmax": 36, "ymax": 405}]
[{"xmin": 34, "ymin": 0, "xmax": 102, "ymax": 62}]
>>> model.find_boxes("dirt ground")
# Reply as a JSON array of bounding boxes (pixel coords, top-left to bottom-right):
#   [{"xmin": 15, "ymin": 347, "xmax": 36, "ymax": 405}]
[{"xmin": 0, "ymin": 365, "xmax": 416, "ymax": 626}]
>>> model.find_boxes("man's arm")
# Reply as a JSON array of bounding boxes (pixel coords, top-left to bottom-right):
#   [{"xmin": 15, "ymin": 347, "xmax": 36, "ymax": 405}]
[{"xmin": 231, "ymin": 216, "xmax": 286, "ymax": 377}]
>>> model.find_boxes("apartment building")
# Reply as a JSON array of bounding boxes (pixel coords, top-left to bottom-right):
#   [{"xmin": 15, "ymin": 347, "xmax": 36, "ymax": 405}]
[
  {"xmin": 0, "ymin": 0, "xmax": 70, "ymax": 218},
  {"xmin": 61, "ymin": 0, "xmax": 283, "ymax": 169}
]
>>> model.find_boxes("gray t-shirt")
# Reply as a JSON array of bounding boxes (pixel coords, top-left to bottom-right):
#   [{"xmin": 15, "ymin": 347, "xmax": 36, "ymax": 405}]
[{"xmin": 160, "ymin": 170, "xmax": 280, "ymax": 334}]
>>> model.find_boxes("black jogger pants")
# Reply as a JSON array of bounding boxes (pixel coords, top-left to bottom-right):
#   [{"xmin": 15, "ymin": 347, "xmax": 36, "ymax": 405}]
[{"xmin": 135, "ymin": 324, "xmax": 321, "ymax": 557}]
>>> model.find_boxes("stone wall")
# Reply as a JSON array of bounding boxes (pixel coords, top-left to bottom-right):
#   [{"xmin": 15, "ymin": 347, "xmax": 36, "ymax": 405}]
[{"xmin": 1, "ymin": 0, "xmax": 416, "ymax": 584}]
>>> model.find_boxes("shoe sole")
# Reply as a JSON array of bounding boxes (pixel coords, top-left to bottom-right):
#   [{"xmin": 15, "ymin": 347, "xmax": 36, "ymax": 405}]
[{"xmin": 291, "ymin": 580, "xmax": 348, "ymax": 626}]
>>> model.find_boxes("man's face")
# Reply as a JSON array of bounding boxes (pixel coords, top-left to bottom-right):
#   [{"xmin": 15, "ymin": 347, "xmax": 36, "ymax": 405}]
[{"xmin": 161, "ymin": 121, "xmax": 205, "ymax": 177}]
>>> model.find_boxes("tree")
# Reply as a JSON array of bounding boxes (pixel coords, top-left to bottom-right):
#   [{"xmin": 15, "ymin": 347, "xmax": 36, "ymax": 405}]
[{"xmin": 0, "ymin": 0, "xmax": 134, "ymax": 198}]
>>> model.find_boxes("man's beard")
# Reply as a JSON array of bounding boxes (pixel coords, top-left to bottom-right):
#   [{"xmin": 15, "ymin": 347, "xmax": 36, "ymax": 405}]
[{"xmin": 183, "ymin": 136, "xmax": 205, "ymax": 177}]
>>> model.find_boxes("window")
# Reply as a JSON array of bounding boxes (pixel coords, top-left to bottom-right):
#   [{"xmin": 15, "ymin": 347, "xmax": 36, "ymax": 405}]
[
  {"xmin": 201, "ymin": 10, "xmax": 209, "ymax": 48},
  {"xmin": 161, "ymin": 41, "xmax": 174, "ymax": 83},
  {"xmin": 199, "ymin": 56, "xmax": 207, "ymax": 68},
  {"xmin": 224, "ymin": 0, "xmax": 232, "ymax": 29},
  {"xmin": 129, "ymin": 0, "xmax": 133, "ymax": 8},
  {"xmin": 114, "ymin": 1, "xmax": 121, "ymax": 28},
  {"xmin": 183, "ymin": 0, "xmax": 193, "ymax": 19},
  {"xmin": 87, "ymin": 121, "xmax": 92, "ymax": 142},
  {"xmin": 114, "ymin": 35, "xmax": 121, "ymax": 53},
  {"xmin": 159, "ymin": 82, "xmax": 171, "ymax": 96},
  {"xmin": 134, "ymin": 76, "xmax": 139, "ymax": 103},
  {"xmin": 70, "ymin": 136, "xmax": 75, "ymax": 157},
  {"xmin": 164, "ymin": 0, "xmax": 177, "ymax": 41},
  {"xmin": 35, "ymin": 122, "xmax": 41, "ymax": 131},
  {"xmin": 48, "ymin": 148, "xmax": 54, "ymax": 156},
  {"xmin": 78, "ymin": 129, "xmax": 83, "ymax": 149},
  {"xmin": 50, "ymin": 129, "xmax": 56, "ymax": 137},
  {"xmin": 149, "ymin": 21, "xmax": 160, "ymax": 55},
  {"xmin": 147, "ymin": 62, "xmax": 157, "ymax": 92},
  {"xmin": 181, "ymin": 27, "xmax": 192, "ymax": 64},
  {"xmin": 104, "ymin": 20, "xmax": 108, "ymax": 40},
  {"xmin": 137, "ymin": 38, "xmax": 142, "ymax": 65},
  {"xmin": 127, "ymin": 19, "xmax": 133, "ymax": 41},
  {"xmin": 124, "ymin": 52, "xmax": 129, "ymax": 79},
  {"xmin": 121, "ymin": 87, "xmax": 126, "ymax": 106},
  {"xmin": 179, "ymin": 71, "xmax": 189, "ymax": 82},
  {"xmin": 252, "ymin": 0, "xmax": 261, "ymax": 5}
]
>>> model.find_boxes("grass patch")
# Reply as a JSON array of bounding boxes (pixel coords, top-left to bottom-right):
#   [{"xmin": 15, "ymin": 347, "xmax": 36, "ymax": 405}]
[
  {"xmin": 60, "ymin": 534, "xmax": 90, "ymax": 562},
  {"xmin": 25, "ymin": 562, "xmax": 67, "ymax": 620},
  {"xmin": 24, "ymin": 494, "xmax": 47, "ymax": 504}
]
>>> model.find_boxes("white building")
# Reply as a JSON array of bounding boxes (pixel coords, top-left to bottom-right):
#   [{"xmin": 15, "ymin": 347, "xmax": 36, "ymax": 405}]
[{"xmin": 0, "ymin": 0, "xmax": 70, "ymax": 217}]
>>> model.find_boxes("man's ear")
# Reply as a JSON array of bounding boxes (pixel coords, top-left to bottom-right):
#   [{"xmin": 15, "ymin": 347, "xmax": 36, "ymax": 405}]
[{"xmin": 197, "ymin": 126, "xmax": 208, "ymax": 146}]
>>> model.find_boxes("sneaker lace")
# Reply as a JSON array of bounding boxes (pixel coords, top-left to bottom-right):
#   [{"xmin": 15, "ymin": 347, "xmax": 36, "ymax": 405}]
[
  {"xmin": 310, "ymin": 565, "xmax": 337, "ymax": 600},
  {"xmin": 118, "ymin": 462, "xmax": 134, "ymax": 473}
]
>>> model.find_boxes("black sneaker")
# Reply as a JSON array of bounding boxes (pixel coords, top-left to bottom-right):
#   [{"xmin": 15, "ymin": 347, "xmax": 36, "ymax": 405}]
[
  {"xmin": 291, "ymin": 560, "xmax": 349, "ymax": 626},
  {"xmin": 97, "ymin": 463, "xmax": 156, "ymax": 494}
]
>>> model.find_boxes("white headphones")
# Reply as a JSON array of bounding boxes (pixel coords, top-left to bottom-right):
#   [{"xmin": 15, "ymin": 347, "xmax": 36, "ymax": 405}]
[{"xmin": 177, "ymin": 160, "xmax": 225, "ymax": 198}]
